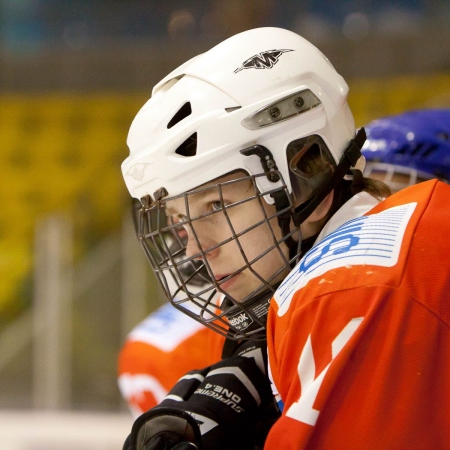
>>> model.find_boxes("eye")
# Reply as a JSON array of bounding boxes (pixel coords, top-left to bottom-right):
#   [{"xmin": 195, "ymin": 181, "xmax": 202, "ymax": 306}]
[{"xmin": 210, "ymin": 200, "xmax": 223, "ymax": 212}]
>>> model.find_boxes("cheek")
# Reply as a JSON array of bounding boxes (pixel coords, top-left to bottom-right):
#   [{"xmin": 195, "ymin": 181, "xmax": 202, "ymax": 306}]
[
  {"xmin": 245, "ymin": 226, "xmax": 274, "ymax": 257},
  {"xmin": 231, "ymin": 202, "xmax": 280, "ymax": 253},
  {"xmin": 227, "ymin": 199, "xmax": 267, "ymax": 234}
]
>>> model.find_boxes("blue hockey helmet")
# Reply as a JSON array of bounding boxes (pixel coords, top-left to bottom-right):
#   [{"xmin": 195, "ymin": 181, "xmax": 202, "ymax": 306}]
[{"xmin": 362, "ymin": 109, "xmax": 450, "ymax": 191}]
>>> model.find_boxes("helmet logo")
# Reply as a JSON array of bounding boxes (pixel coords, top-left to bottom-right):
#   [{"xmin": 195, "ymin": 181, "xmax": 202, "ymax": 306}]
[
  {"xmin": 126, "ymin": 162, "xmax": 149, "ymax": 181},
  {"xmin": 234, "ymin": 49, "xmax": 293, "ymax": 73}
]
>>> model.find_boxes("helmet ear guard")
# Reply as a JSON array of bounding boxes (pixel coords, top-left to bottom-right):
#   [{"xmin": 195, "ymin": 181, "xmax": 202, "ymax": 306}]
[
  {"xmin": 287, "ymin": 135, "xmax": 335, "ymax": 205},
  {"xmin": 289, "ymin": 127, "xmax": 366, "ymax": 227},
  {"xmin": 239, "ymin": 127, "xmax": 366, "ymax": 230}
]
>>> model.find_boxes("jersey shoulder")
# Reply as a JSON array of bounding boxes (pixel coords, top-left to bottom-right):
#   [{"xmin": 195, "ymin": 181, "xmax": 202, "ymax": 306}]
[{"xmin": 274, "ymin": 179, "xmax": 448, "ymax": 316}]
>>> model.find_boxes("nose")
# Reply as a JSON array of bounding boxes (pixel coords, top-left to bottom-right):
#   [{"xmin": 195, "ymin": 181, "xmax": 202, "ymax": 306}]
[{"xmin": 184, "ymin": 225, "xmax": 218, "ymax": 260}]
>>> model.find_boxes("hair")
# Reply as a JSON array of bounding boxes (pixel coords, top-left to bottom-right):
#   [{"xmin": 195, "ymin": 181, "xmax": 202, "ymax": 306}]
[{"xmin": 360, "ymin": 176, "xmax": 392, "ymax": 200}]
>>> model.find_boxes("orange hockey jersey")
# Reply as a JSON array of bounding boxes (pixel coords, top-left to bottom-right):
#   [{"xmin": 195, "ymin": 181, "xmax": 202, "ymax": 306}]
[
  {"xmin": 118, "ymin": 303, "xmax": 224, "ymax": 416},
  {"xmin": 266, "ymin": 180, "xmax": 450, "ymax": 449}
]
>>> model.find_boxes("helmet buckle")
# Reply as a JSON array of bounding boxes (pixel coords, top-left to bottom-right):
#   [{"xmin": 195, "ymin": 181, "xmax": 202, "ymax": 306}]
[{"xmin": 240, "ymin": 145, "xmax": 280, "ymax": 182}]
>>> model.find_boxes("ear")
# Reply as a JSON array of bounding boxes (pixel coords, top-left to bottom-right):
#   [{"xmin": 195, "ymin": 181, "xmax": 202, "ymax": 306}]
[
  {"xmin": 308, "ymin": 191, "xmax": 334, "ymax": 222},
  {"xmin": 300, "ymin": 191, "xmax": 334, "ymax": 239}
]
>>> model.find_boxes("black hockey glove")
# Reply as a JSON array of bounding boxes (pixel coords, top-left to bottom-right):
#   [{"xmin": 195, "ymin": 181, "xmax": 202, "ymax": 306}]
[{"xmin": 123, "ymin": 339, "xmax": 278, "ymax": 450}]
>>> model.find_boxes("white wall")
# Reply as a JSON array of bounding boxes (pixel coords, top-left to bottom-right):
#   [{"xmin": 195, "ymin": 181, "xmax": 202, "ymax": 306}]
[{"xmin": 0, "ymin": 410, "xmax": 133, "ymax": 450}]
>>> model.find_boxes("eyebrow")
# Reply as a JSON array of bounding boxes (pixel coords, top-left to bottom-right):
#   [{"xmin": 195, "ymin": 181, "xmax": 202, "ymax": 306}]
[
  {"xmin": 165, "ymin": 172, "xmax": 252, "ymax": 216},
  {"xmin": 165, "ymin": 189, "xmax": 211, "ymax": 217},
  {"xmin": 165, "ymin": 202, "xmax": 183, "ymax": 217}
]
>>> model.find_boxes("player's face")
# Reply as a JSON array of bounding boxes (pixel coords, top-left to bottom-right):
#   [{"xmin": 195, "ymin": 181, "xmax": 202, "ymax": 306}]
[{"xmin": 166, "ymin": 172, "xmax": 290, "ymax": 302}]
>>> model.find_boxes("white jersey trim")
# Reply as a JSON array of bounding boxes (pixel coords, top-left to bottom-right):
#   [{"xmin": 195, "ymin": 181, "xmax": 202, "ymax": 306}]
[
  {"xmin": 118, "ymin": 374, "xmax": 167, "ymax": 417},
  {"xmin": 128, "ymin": 302, "xmax": 205, "ymax": 352},
  {"xmin": 275, "ymin": 196, "xmax": 417, "ymax": 316}
]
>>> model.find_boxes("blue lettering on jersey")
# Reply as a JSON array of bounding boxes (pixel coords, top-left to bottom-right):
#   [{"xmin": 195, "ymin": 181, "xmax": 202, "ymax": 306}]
[{"xmin": 274, "ymin": 202, "xmax": 417, "ymax": 316}]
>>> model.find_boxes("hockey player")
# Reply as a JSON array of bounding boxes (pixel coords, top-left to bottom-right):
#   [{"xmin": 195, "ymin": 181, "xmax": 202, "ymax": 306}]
[
  {"xmin": 362, "ymin": 108, "xmax": 450, "ymax": 190},
  {"xmin": 121, "ymin": 27, "xmax": 450, "ymax": 449},
  {"xmin": 117, "ymin": 107, "xmax": 450, "ymax": 417},
  {"xmin": 118, "ymin": 302, "xmax": 225, "ymax": 416}
]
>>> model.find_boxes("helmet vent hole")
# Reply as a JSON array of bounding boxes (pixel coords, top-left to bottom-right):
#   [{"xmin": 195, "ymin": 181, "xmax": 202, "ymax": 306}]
[
  {"xmin": 437, "ymin": 131, "xmax": 449, "ymax": 141},
  {"xmin": 410, "ymin": 143, "xmax": 425, "ymax": 156},
  {"xmin": 421, "ymin": 144, "xmax": 438, "ymax": 159},
  {"xmin": 175, "ymin": 133, "xmax": 197, "ymax": 157},
  {"xmin": 167, "ymin": 102, "xmax": 192, "ymax": 129}
]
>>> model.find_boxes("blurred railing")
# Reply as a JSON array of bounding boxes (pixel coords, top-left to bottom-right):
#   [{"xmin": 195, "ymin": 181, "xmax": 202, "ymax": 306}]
[{"xmin": 0, "ymin": 213, "xmax": 160, "ymax": 413}]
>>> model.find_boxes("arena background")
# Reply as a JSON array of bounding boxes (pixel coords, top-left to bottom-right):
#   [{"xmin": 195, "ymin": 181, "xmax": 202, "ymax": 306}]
[{"xmin": 0, "ymin": 1, "xmax": 449, "ymax": 448}]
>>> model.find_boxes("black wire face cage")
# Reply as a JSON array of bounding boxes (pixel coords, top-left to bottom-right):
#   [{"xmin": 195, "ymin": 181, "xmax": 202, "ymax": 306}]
[{"xmin": 137, "ymin": 171, "xmax": 300, "ymax": 340}]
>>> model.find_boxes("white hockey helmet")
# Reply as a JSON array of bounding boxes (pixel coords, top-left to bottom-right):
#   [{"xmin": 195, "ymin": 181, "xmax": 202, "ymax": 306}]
[{"xmin": 122, "ymin": 27, "xmax": 360, "ymax": 205}]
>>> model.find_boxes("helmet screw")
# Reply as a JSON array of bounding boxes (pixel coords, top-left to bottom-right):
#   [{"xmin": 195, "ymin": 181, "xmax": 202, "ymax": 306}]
[
  {"xmin": 269, "ymin": 172, "xmax": 280, "ymax": 182},
  {"xmin": 269, "ymin": 107, "xmax": 281, "ymax": 118},
  {"xmin": 294, "ymin": 97, "xmax": 305, "ymax": 108}
]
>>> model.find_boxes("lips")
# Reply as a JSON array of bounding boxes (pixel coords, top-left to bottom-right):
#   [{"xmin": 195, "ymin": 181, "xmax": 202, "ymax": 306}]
[
  {"xmin": 214, "ymin": 274, "xmax": 230, "ymax": 282},
  {"xmin": 214, "ymin": 273, "xmax": 239, "ymax": 290}
]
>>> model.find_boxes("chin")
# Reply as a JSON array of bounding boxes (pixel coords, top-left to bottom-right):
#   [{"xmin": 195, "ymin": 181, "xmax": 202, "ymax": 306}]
[{"xmin": 224, "ymin": 285, "xmax": 262, "ymax": 304}]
